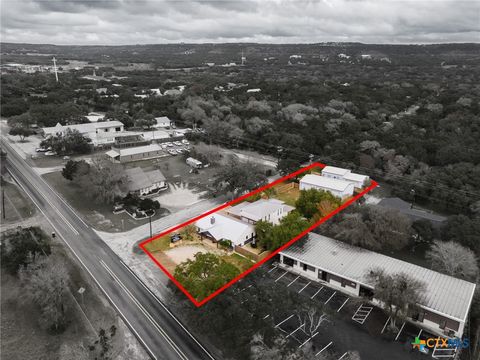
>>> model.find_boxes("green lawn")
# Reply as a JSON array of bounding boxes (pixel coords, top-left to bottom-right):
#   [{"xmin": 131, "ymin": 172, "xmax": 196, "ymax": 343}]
[
  {"xmin": 144, "ymin": 235, "xmax": 171, "ymax": 252},
  {"xmin": 222, "ymin": 253, "xmax": 255, "ymax": 272},
  {"xmin": 42, "ymin": 171, "xmax": 169, "ymax": 232},
  {"xmin": 273, "ymin": 187, "xmax": 300, "ymax": 207}
]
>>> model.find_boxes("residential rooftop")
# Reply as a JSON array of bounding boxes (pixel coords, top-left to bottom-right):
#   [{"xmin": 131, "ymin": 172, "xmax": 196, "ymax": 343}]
[{"xmin": 300, "ymin": 174, "xmax": 353, "ymax": 191}]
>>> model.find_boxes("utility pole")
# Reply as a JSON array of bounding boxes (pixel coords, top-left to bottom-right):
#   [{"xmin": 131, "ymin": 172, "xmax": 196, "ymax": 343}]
[
  {"xmin": 2, "ymin": 189, "xmax": 6, "ymax": 219},
  {"xmin": 149, "ymin": 215, "xmax": 152, "ymax": 238},
  {"xmin": 52, "ymin": 57, "xmax": 59, "ymax": 82},
  {"xmin": 410, "ymin": 188, "xmax": 416, "ymax": 209}
]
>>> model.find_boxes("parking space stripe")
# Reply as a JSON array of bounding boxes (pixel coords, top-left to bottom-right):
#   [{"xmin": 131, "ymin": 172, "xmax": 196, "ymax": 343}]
[
  {"xmin": 417, "ymin": 329, "xmax": 422, "ymax": 338},
  {"xmin": 337, "ymin": 298, "xmax": 349, "ymax": 312},
  {"xmin": 275, "ymin": 314, "xmax": 294, "ymax": 328},
  {"xmin": 394, "ymin": 321, "xmax": 406, "ymax": 341},
  {"xmin": 286, "ymin": 324, "xmax": 303, "ymax": 339},
  {"xmin": 299, "ymin": 332, "xmax": 319, "ymax": 348},
  {"xmin": 325, "ymin": 291, "xmax": 336, "ymax": 304},
  {"xmin": 275, "ymin": 271, "xmax": 288, "ymax": 282},
  {"xmin": 287, "ymin": 275, "xmax": 300, "ymax": 287},
  {"xmin": 311, "ymin": 286, "xmax": 324, "ymax": 299},
  {"xmin": 381, "ymin": 316, "xmax": 391, "ymax": 334},
  {"xmin": 316, "ymin": 341, "xmax": 332, "ymax": 356},
  {"xmin": 268, "ymin": 265, "xmax": 278, "ymax": 273},
  {"xmin": 338, "ymin": 352, "xmax": 348, "ymax": 360},
  {"xmin": 263, "ymin": 314, "xmax": 270, "ymax": 320},
  {"xmin": 298, "ymin": 281, "xmax": 311, "ymax": 293}
]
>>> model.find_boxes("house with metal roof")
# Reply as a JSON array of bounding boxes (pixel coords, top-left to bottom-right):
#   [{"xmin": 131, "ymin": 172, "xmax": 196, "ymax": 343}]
[
  {"xmin": 195, "ymin": 213, "xmax": 256, "ymax": 247},
  {"xmin": 124, "ymin": 167, "xmax": 167, "ymax": 196},
  {"xmin": 279, "ymin": 233, "xmax": 476, "ymax": 338},
  {"xmin": 321, "ymin": 166, "xmax": 370, "ymax": 188},
  {"xmin": 226, "ymin": 198, "xmax": 295, "ymax": 225},
  {"xmin": 299, "ymin": 174, "xmax": 355, "ymax": 199}
]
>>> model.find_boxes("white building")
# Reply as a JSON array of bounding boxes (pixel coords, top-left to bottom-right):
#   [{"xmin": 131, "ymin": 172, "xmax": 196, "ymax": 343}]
[
  {"xmin": 124, "ymin": 167, "xmax": 167, "ymax": 196},
  {"xmin": 195, "ymin": 213, "xmax": 255, "ymax": 247},
  {"xmin": 279, "ymin": 233, "xmax": 476, "ymax": 338},
  {"xmin": 226, "ymin": 198, "xmax": 294, "ymax": 225},
  {"xmin": 186, "ymin": 157, "xmax": 202, "ymax": 168},
  {"xmin": 321, "ymin": 166, "xmax": 370, "ymax": 189},
  {"xmin": 42, "ymin": 121, "xmax": 124, "ymax": 147},
  {"xmin": 299, "ymin": 174, "xmax": 354, "ymax": 199},
  {"xmin": 105, "ymin": 143, "xmax": 164, "ymax": 163},
  {"xmin": 154, "ymin": 117, "xmax": 171, "ymax": 128}
]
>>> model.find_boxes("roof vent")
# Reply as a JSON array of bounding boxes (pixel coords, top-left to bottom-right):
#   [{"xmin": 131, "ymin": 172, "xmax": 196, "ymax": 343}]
[
  {"xmin": 331, "ymin": 250, "xmax": 337, "ymax": 256},
  {"xmin": 210, "ymin": 216, "xmax": 215, "ymax": 224}
]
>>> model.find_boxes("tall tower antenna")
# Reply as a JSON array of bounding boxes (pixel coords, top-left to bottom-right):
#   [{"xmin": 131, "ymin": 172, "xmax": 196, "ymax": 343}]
[{"xmin": 52, "ymin": 57, "xmax": 59, "ymax": 82}]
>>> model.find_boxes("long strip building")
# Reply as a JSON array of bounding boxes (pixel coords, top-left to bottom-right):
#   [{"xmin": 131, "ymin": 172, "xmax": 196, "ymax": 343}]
[{"xmin": 279, "ymin": 233, "xmax": 476, "ymax": 338}]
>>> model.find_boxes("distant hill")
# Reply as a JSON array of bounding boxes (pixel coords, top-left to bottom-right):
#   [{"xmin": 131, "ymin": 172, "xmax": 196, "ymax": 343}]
[{"xmin": 2, "ymin": 42, "xmax": 479, "ymax": 68}]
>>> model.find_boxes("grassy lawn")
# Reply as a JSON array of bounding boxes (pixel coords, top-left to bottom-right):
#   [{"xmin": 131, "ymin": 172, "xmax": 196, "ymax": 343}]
[
  {"xmin": 42, "ymin": 171, "xmax": 169, "ymax": 232},
  {"xmin": 143, "ymin": 235, "xmax": 171, "ymax": 252},
  {"xmin": 0, "ymin": 177, "xmax": 36, "ymax": 223},
  {"xmin": 222, "ymin": 253, "xmax": 255, "ymax": 272},
  {"xmin": 273, "ymin": 185, "xmax": 300, "ymax": 207}
]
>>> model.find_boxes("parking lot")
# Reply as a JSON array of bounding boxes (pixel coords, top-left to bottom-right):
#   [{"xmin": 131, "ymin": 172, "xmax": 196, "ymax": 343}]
[{"xmin": 250, "ymin": 262, "xmax": 454, "ymax": 360}]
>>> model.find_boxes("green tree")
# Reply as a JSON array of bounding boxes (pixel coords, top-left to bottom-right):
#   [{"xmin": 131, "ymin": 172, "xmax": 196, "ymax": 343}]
[
  {"xmin": 442, "ymin": 215, "xmax": 480, "ymax": 255},
  {"xmin": 62, "ymin": 159, "xmax": 88, "ymax": 181},
  {"xmin": 41, "ymin": 128, "xmax": 92, "ymax": 155},
  {"xmin": 174, "ymin": 253, "xmax": 240, "ymax": 301},
  {"xmin": 295, "ymin": 188, "xmax": 341, "ymax": 219}
]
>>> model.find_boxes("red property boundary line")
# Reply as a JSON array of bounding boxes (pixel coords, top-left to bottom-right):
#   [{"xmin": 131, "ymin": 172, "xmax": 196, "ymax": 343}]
[{"xmin": 139, "ymin": 162, "xmax": 378, "ymax": 307}]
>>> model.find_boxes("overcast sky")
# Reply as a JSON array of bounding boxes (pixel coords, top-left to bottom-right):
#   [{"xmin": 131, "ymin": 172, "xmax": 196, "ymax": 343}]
[{"xmin": 1, "ymin": 0, "xmax": 479, "ymax": 45}]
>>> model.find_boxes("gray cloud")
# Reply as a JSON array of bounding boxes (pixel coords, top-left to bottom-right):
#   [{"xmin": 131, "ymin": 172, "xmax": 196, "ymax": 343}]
[{"xmin": 1, "ymin": 0, "xmax": 479, "ymax": 44}]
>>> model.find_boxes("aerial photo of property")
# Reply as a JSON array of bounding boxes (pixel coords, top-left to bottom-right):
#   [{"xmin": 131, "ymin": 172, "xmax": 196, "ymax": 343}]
[{"xmin": 1, "ymin": 1, "xmax": 479, "ymax": 360}]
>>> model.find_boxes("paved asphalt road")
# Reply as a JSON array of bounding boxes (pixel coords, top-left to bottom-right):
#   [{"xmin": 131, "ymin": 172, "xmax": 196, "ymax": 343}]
[{"xmin": 1, "ymin": 138, "xmax": 216, "ymax": 360}]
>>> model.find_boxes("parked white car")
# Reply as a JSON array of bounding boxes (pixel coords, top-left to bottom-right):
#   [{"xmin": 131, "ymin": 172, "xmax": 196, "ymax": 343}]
[
  {"xmin": 174, "ymin": 141, "xmax": 182, "ymax": 146},
  {"xmin": 181, "ymin": 139, "xmax": 189, "ymax": 145},
  {"xmin": 167, "ymin": 149, "xmax": 177, "ymax": 156},
  {"xmin": 45, "ymin": 151, "xmax": 57, "ymax": 156}
]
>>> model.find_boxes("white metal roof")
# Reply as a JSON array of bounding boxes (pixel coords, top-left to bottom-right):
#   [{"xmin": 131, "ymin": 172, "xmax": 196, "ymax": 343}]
[
  {"xmin": 344, "ymin": 172, "xmax": 369, "ymax": 182},
  {"xmin": 196, "ymin": 213, "xmax": 254, "ymax": 245},
  {"xmin": 300, "ymin": 174, "xmax": 353, "ymax": 192},
  {"xmin": 321, "ymin": 166, "xmax": 351, "ymax": 176},
  {"xmin": 116, "ymin": 144, "xmax": 162, "ymax": 157},
  {"xmin": 43, "ymin": 120, "xmax": 123, "ymax": 134},
  {"xmin": 280, "ymin": 233, "xmax": 476, "ymax": 322},
  {"xmin": 124, "ymin": 167, "xmax": 166, "ymax": 191},
  {"xmin": 227, "ymin": 199, "xmax": 294, "ymax": 222}
]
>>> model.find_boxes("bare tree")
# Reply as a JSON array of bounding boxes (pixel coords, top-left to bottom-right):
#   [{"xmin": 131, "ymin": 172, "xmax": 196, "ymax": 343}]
[
  {"xmin": 296, "ymin": 307, "xmax": 329, "ymax": 337},
  {"xmin": 426, "ymin": 240, "xmax": 478, "ymax": 281},
  {"xmin": 366, "ymin": 268, "xmax": 425, "ymax": 330},
  {"xmin": 19, "ymin": 255, "xmax": 70, "ymax": 332}
]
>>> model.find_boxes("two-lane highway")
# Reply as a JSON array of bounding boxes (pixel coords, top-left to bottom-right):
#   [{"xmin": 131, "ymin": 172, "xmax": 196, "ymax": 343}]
[{"xmin": 1, "ymin": 137, "xmax": 216, "ymax": 360}]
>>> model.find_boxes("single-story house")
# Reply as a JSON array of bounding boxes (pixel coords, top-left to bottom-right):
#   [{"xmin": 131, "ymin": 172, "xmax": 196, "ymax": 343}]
[
  {"xmin": 42, "ymin": 121, "xmax": 124, "ymax": 147},
  {"xmin": 279, "ymin": 233, "xmax": 476, "ymax": 338},
  {"xmin": 105, "ymin": 143, "xmax": 164, "ymax": 163},
  {"xmin": 154, "ymin": 117, "xmax": 171, "ymax": 129},
  {"xmin": 124, "ymin": 167, "xmax": 167, "ymax": 196},
  {"xmin": 226, "ymin": 198, "xmax": 294, "ymax": 225},
  {"xmin": 321, "ymin": 166, "xmax": 370, "ymax": 189},
  {"xmin": 195, "ymin": 213, "xmax": 255, "ymax": 247},
  {"xmin": 378, "ymin": 197, "xmax": 447, "ymax": 227},
  {"xmin": 299, "ymin": 174, "xmax": 354, "ymax": 199}
]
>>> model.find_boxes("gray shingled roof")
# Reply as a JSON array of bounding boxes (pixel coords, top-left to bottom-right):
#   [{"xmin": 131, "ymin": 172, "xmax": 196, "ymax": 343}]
[{"xmin": 280, "ymin": 233, "xmax": 476, "ymax": 321}]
